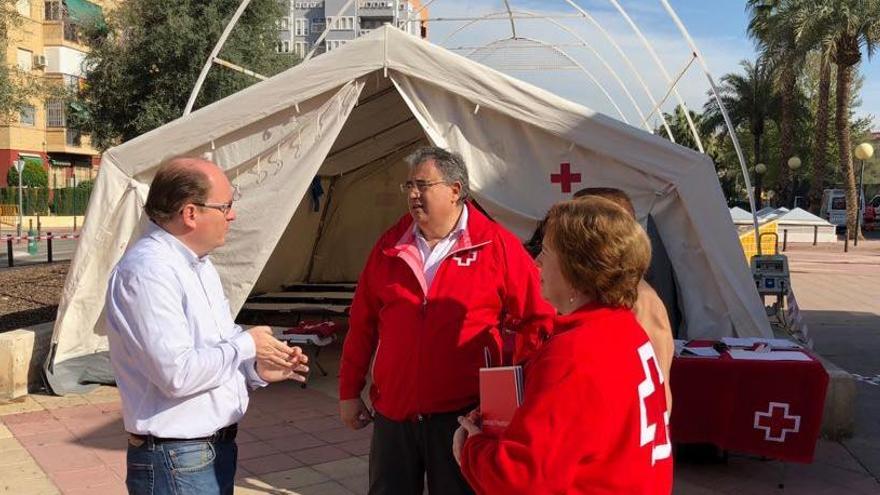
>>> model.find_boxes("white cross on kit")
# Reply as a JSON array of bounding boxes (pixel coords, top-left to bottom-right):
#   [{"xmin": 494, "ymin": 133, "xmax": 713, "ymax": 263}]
[{"xmin": 453, "ymin": 251, "xmax": 478, "ymax": 267}]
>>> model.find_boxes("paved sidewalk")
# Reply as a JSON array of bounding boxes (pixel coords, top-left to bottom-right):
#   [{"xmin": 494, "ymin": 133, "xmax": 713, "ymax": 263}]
[
  {"xmin": 0, "ymin": 378, "xmax": 370, "ymax": 494},
  {"xmin": 0, "ymin": 240, "xmax": 878, "ymax": 494}
]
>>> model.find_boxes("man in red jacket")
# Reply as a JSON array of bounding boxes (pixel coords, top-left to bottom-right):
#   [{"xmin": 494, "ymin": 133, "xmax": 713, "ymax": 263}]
[{"xmin": 338, "ymin": 147, "xmax": 554, "ymax": 495}]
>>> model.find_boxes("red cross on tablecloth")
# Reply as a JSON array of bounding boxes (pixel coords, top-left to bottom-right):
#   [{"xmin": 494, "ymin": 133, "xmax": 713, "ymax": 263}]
[
  {"xmin": 754, "ymin": 402, "xmax": 801, "ymax": 443},
  {"xmin": 550, "ymin": 162, "xmax": 582, "ymax": 193}
]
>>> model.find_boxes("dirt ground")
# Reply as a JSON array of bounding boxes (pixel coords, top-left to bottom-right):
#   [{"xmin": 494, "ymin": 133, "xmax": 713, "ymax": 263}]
[{"xmin": 0, "ymin": 262, "xmax": 68, "ymax": 332}]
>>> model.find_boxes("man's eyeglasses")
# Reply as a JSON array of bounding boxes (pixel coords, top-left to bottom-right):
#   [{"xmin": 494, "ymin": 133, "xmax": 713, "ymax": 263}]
[
  {"xmin": 193, "ymin": 201, "xmax": 234, "ymax": 215},
  {"xmin": 399, "ymin": 180, "xmax": 447, "ymax": 194},
  {"xmin": 191, "ymin": 186, "xmax": 241, "ymax": 215}
]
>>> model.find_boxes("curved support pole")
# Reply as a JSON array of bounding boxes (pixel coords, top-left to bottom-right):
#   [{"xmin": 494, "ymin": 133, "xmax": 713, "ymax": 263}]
[
  {"xmin": 515, "ymin": 10, "xmax": 652, "ymax": 133},
  {"xmin": 184, "ymin": 0, "xmax": 254, "ymax": 116},
  {"xmin": 439, "ymin": 10, "xmax": 652, "ymax": 133},
  {"xmin": 600, "ymin": 0, "xmax": 704, "ymax": 153},
  {"xmin": 304, "ymin": 0, "xmax": 357, "ymax": 62},
  {"xmin": 501, "ymin": 0, "xmax": 517, "ymax": 38},
  {"xmin": 559, "ymin": 1, "xmax": 675, "ymax": 142},
  {"xmin": 466, "ymin": 37, "xmax": 630, "ymax": 124},
  {"xmin": 657, "ymin": 0, "xmax": 760, "ymax": 239}
]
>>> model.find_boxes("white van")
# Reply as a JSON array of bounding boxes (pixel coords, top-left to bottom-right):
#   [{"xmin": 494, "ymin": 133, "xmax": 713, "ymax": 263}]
[{"xmin": 819, "ymin": 188, "xmax": 864, "ymax": 228}]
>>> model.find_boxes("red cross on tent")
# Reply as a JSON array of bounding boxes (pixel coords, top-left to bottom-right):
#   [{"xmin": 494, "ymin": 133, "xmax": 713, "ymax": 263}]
[
  {"xmin": 754, "ymin": 402, "xmax": 801, "ymax": 443},
  {"xmin": 550, "ymin": 162, "xmax": 582, "ymax": 194}
]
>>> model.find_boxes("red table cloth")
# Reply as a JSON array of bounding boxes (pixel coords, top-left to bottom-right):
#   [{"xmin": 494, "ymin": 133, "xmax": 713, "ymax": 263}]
[{"xmin": 669, "ymin": 341, "xmax": 829, "ymax": 463}]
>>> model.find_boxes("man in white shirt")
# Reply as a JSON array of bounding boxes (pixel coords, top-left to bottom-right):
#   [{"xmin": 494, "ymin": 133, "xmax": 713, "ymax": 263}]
[{"xmin": 105, "ymin": 156, "xmax": 308, "ymax": 495}]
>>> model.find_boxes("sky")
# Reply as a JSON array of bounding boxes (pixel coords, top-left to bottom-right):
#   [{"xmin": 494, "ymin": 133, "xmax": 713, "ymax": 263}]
[{"xmin": 419, "ymin": 0, "xmax": 879, "ymax": 131}]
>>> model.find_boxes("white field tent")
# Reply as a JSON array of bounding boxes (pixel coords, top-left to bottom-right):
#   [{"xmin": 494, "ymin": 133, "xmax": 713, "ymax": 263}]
[
  {"xmin": 45, "ymin": 26, "xmax": 770, "ymax": 393},
  {"xmin": 776, "ymin": 208, "xmax": 837, "ymax": 243},
  {"xmin": 730, "ymin": 206, "xmax": 754, "ymax": 226}
]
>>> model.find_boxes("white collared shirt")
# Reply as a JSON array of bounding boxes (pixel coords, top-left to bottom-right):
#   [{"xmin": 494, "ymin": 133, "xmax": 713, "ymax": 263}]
[
  {"xmin": 414, "ymin": 206, "xmax": 468, "ymax": 289},
  {"xmin": 105, "ymin": 222, "xmax": 265, "ymax": 438}
]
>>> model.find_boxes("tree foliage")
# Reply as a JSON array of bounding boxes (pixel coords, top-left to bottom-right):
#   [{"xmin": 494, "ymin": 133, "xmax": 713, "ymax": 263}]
[
  {"xmin": 77, "ymin": 0, "xmax": 299, "ymax": 150},
  {"xmin": 7, "ymin": 161, "xmax": 48, "ymax": 188},
  {"xmin": 800, "ymin": 0, "xmax": 880, "ymax": 237}
]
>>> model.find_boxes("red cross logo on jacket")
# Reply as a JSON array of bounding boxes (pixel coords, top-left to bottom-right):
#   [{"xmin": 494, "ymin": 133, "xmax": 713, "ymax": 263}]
[{"xmin": 453, "ymin": 251, "xmax": 478, "ymax": 267}]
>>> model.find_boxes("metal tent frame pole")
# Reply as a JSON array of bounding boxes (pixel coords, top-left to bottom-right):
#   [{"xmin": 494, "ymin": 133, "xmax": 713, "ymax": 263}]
[
  {"xmin": 465, "ymin": 36, "xmax": 631, "ymax": 124},
  {"xmin": 184, "ymin": 0, "xmax": 254, "ymax": 116},
  {"xmin": 657, "ymin": 0, "xmax": 761, "ymax": 243},
  {"xmin": 440, "ymin": 9, "xmax": 654, "ymax": 133}
]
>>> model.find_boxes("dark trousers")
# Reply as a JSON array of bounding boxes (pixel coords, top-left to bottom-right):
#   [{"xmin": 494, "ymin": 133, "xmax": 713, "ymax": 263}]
[
  {"xmin": 369, "ymin": 409, "xmax": 476, "ymax": 495},
  {"xmin": 125, "ymin": 437, "xmax": 237, "ymax": 495}
]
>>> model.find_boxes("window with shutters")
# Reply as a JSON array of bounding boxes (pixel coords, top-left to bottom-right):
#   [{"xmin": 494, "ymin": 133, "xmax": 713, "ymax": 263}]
[{"xmin": 47, "ymin": 99, "xmax": 65, "ymax": 127}]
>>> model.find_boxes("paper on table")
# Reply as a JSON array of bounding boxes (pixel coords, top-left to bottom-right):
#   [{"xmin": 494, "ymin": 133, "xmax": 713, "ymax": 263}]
[
  {"xmin": 721, "ymin": 337, "xmax": 802, "ymax": 349},
  {"xmin": 681, "ymin": 346, "xmax": 720, "ymax": 358},
  {"xmin": 674, "ymin": 339, "xmax": 687, "ymax": 356},
  {"xmin": 728, "ymin": 350, "xmax": 811, "ymax": 361}
]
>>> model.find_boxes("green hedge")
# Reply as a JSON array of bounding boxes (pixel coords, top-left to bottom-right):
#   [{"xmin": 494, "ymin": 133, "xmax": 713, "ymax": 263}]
[
  {"xmin": 51, "ymin": 184, "xmax": 93, "ymax": 215},
  {"xmin": 0, "ymin": 187, "xmax": 50, "ymax": 215}
]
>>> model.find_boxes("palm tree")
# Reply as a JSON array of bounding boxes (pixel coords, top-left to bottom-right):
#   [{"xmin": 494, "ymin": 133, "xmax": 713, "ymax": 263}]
[
  {"xmin": 796, "ymin": 0, "xmax": 880, "ymax": 238},
  {"xmin": 747, "ymin": 0, "xmax": 801, "ymax": 207},
  {"xmin": 659, "ymin": 105, "xmax": 705, "ymax": 152},
  {"xmin": 805, "ymin": 52, "xmax": 833, "ymax": 213},
  {"xmin": 703, "ymin": 59, "xmax": 780, "ymax": 209}
]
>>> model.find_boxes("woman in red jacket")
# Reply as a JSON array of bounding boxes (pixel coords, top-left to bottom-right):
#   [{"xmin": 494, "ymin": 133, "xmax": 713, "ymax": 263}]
[{"xmin": 453, "ymin": 197, "xmax": 673, "ymax": 494}]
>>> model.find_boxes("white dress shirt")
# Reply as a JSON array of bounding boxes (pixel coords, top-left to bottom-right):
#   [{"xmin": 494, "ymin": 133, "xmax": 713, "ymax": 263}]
[
  {"xmin": 414, "ymin": 206, "xmax": 468, "ymax": 289},
  {"xmin": 105, "ymin": 222, "xmax": 265, "ymax": 438}
]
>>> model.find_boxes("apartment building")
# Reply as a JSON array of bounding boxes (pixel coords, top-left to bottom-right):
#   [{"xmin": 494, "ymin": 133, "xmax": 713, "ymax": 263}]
[
  {"xmin": 277, "ymin": 0, "xmax": 427, "ymax": 59},
  {"xmin": 1, "ymin": 0, "xmax": 116, "ymax": 188}
]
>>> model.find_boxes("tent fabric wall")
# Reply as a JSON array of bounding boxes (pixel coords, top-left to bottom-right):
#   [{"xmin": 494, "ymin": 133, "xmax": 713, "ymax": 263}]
[
  {"xmin": 48, "ymin": 81, "xmax": 364, "ymax": 385},
  {"xmin": 48, "ymin": 27, "xmax": 771, "ymax": 393},
  {"xmin": 310, "ymin": 151, "xmax": 416, "ymax": 283},
  {"xmin": 391, "ymin": 72, "xmax": 766, "ymax": 339}
]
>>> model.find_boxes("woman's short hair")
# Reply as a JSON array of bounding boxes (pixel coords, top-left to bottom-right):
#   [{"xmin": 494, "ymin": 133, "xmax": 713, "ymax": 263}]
[
  {"xmin": 144, "ymin": 157, "xmax": 212, "ymax": 225},
  {"xmin": 573, "ymin": 187, "xmax": 636, "ymax": 218},
  {"xmin": 543, "ymin": 196, "xmax": 651, "ymax": 308}
]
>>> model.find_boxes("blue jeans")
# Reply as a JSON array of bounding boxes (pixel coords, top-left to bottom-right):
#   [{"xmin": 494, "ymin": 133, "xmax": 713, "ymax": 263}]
[{"xmin": 125, "ymin": 437, "xmax": 237, "ymax": 495}]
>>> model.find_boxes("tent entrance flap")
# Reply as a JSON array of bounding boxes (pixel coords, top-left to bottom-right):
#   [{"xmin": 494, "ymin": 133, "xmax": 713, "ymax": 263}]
[{"xmin": 249, "ymin": 81, "xmax": 428, "ymax": 297}]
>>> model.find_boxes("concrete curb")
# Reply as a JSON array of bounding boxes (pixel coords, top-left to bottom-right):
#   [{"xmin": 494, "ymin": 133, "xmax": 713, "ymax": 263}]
[
  {"xmin": 816, "ymin": 354, "xmax": 856, "ymax": 440},
  {"xmin": 0, "ymin": 322, "xmax": 53, "ymax": 400}
]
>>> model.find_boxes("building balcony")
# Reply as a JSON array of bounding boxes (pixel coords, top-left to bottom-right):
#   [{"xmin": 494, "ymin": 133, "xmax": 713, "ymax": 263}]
[
  {"xmin": 42, "ymin": 22, "xmax": 88, "ymax": 50},
  {"xmin": 45, "ymin": 128, "xmax": 97, "ymax": 155},
  {"xmin": 358, "ymin": 8, "xmax": 393, "ymax": 19}
]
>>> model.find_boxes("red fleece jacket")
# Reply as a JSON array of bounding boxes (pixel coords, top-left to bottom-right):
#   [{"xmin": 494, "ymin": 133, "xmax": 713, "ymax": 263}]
[
  {"xmin": 339, "ymin": 203, "xmax": 555, "ymax": 421},
  {"xmin": 460, "ymin": 304, "xmax": 673, "ymax": 495}
]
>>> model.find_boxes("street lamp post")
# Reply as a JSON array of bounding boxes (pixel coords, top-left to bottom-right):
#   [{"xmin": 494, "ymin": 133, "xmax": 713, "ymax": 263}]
[
  {"xmin": 788, "ymin": 156, "xmax": 802, "ymax": 209},
  {"xmin": 854, "ymin": 142, "xmax": 874, "ymax": 247},
  {"xmin": 755, "ymin": 162, "xmax": 767, "ymax": 210},
  {"xmin": 13, "ymin": 159, "xmax": 24, "ymax": 239}
]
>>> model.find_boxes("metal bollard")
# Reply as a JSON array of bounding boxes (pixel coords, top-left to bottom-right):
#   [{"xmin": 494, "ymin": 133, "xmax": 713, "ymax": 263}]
[
  {"xmin": 47, "ymin": 232, "xmax": 53, "ymax": 264},
  {"xmin": 27, "ymin": 228, "xmax": 38, "ymax": 255},
  {"xmin": 813, "ymin": 225, "xmax": 818, "ymax": 246},
  {"xmin": 6, "ymin": 236, "xmax": 12, "ymax": 267},
  {"xmin": 782, "ymin": 229, "xmax": 788, "ymax": 252},
  {"xmin": 844, "ymin": 227, "xmax": 849, "ymax": 253}
]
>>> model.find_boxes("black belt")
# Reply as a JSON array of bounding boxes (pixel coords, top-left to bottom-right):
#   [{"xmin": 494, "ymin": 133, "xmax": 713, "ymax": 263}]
[
  {"xmin": 397, "ymin": 404, "xmax": 478, "ymax": 423},
  {"xmin": 128, "ymin": 423, "xmax": 238, "ymax": 445}
]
